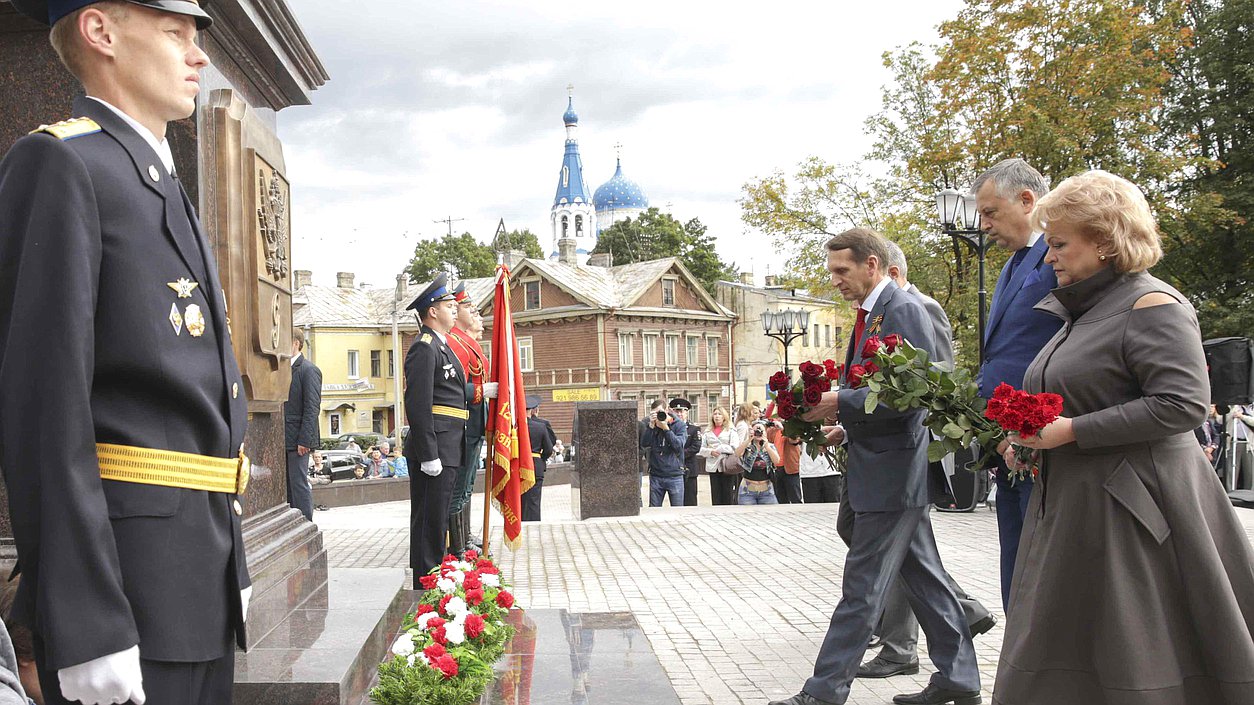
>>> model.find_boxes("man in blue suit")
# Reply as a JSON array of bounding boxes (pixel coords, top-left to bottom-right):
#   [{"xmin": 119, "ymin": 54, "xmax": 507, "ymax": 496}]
[
  {"xmin": 972, "ymin": 158, "xmax": 1062, "ymax": 613},
  {"xmin": 771, "ymin": 229, "xmax": 979, "ymax": 705}
]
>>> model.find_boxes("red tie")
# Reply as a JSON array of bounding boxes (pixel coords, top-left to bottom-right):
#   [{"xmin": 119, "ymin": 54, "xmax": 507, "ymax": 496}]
[{"xmin": 853, "ymin": 308, "xmax": 868, "ymax": 346}]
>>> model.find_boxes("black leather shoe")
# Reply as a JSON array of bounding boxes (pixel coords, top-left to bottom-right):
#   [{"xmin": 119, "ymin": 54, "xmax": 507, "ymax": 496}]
[
  {"xmin": 892, "ymin": 683, "xmax": 982, "ymax": 705},
  {"xmin": 866, "ymin": 634, "xmax": 883, "ymax": 649},
  {"xmin": 768, "ymin": 692, "xmax": 839, "ymax": 705},
  {"xmin": 857, "ymin": 656, "xmax": 921, "ymax": 678},
  {"xmin": 968, "ymin": 614, "xmax": 997, "ymax": 638}
]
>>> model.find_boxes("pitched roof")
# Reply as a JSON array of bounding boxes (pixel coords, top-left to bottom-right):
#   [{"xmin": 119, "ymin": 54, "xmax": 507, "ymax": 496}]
[
  {"xmin": 293, "ymin": 284, "xmax": 408, "ymax": 327},
  {"xmin": 507, "ymin": 257, "xmax": 735, "ymax": 318}
]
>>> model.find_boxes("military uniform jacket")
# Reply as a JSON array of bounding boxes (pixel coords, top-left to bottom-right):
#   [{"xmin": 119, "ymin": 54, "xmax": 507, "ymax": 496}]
[
  {"xmin": 0, "ymin": 98, "xmax": 250, "ymax": 670},
  {"xmin": 446, "ymin": 326, "xmax": 486, "ymax": 440},
  {"xmin": 404, "ymin": 325, "xmax": 467, "ymax": 470},
  {"xmin": 527, "ymin": 416, "xmax": 554, "ymax": 479}
]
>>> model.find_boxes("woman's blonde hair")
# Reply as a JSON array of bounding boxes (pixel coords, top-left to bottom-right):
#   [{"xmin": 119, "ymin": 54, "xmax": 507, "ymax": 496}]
[
  {"xmin": 735, "ymin": 403, "xmax": 756, "ymax": 425},
  {"xmin": 709, "ymin": 406, "xmax": 729, "ymax": 426},
  {"xmin": 1029, "ymin": 169, "xmax": 1162, "ymax": 273}
]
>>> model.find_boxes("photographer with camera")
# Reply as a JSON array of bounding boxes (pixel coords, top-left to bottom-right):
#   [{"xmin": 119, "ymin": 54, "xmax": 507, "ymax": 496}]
[
  {"xmin": 737, "ymin": 420, "xmax": 781, "ymax": 504},
  {"xmin": 641, "ymin": 399, "xmax": 688, "ymax": 507}
]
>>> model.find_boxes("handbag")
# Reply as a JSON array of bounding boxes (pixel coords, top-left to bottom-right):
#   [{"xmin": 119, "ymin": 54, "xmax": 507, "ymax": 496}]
[{"xmin": 717, "ymin": 452, "xmax": 743, "ymax": 475}]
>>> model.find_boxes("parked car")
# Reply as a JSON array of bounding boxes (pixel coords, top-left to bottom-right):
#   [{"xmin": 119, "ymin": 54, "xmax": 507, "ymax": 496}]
[
  {"xmin": 334, "ymin": 432, "xmax": 385, "ymax": 451},
  {"xmin": 386, "ymin": 425, "xmax": 410, "ymax": 450},
  {"xmin": 314, "ymin": 449, "xmax": 368, "ymax": 482}
]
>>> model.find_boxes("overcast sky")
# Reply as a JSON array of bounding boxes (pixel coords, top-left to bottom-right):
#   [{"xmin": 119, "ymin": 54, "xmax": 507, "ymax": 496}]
[{"xmin": 279, "ymin": 0, "xmax": 965, "ymax": 289}]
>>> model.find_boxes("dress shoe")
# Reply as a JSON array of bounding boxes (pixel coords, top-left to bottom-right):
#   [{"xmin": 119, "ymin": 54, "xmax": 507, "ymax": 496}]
[
  {"xmin": 767, "ymin": 692, "xmax": 840, "ymax": 705},
  {"xmin": 892, "ymin": 683, "xmax": 982, "ymax": 705},
  {"xmin": 968, "ymin": 614, "xmax": 997, "ymax": 638},
  {"xmin": 857, "ymin": 656, "xmax": 920, "ymax": 678}
]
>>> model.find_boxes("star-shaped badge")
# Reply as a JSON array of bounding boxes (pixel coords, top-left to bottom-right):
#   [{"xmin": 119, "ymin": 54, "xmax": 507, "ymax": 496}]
[{"xmin": 167, "ymin": 278, "xmax": 200, "ymax": 299}]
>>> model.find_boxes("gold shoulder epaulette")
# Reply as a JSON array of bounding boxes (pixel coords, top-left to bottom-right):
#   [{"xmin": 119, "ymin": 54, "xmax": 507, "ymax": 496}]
[
  {"xmin": 30, "ymin": 117, "xmax": 101, "ymax": 141},
  {"xmin": 420, "ymin": 333, "xmax": 433, "ymax": 344}
]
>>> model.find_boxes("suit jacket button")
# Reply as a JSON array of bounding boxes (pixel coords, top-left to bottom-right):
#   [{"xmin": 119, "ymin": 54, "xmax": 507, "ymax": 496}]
[
  {"xmin": 233, "ymin": 500, "xmax": 243, "ymax": 516},
  {"xmin": 232, "ymin": 383, "xmax": 239, "ymax": 399}
]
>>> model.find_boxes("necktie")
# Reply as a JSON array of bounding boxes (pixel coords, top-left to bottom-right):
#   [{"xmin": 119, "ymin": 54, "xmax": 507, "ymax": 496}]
[
  {"xmin": 1007, "ymin": 248, "xmax": 1028, "ymax": 280},
  {"xmin": 853, "ymin": 308, "xmax": 868, "ymax": 347}
]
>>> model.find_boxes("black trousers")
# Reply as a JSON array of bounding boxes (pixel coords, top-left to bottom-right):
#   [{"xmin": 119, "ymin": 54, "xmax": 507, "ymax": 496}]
[
  {"xmin": 802, "ymin": 475, "xmax": 842, "ymax": 503},
  {"xmin": 286, "ymin": 448, "xmax": 313, "ymax": 521},
  {"xmin": 683, "ymin": 474, "xmax": 698, "ymax": 506},
  {"xmin": 708, "ymin": 473, "xmax": 739, "ymax": 505},
  {"xmin": 411, "ymin": 464, "xmax": 456, "ymax": 575},
  {"xmin": 521, "ymin": 473, "xmax": 544, "ymax": 521},
  {"xmin": 38, "ymin": 648, "xmax": 234, "ymax": 705},
  {"xmin": 775, "ymin": 471, "xmax": 802, "ymax": 504}
]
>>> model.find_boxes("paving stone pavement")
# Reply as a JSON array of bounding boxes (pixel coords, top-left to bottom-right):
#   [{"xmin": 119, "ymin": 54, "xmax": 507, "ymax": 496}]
[{"xmin": 314, "ymin": 475, "xmax": 1254, "ymax": 705}]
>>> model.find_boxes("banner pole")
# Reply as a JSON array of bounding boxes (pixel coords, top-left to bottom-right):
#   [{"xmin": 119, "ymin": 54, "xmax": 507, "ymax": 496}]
[{"xmin": 482, "ymin": 263, "xmax": 503, "ymax": 559}]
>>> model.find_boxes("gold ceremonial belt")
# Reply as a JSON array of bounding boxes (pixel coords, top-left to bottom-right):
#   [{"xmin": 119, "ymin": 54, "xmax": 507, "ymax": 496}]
[
  {"xmin": 531, "ymin": 452, "xmax": 542, "ymax": 458},
  {"xmin": 432, "ymin": 405, "xmax": 469, "ymax": 420},
  {"xmin": 96, "ymin": 443, "xmax": 251, "ymax": 495}
]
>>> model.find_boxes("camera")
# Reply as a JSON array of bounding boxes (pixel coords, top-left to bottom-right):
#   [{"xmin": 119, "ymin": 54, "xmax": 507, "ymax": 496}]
[
  {"xmin": 655, "ymin": 410, "xmax": 669, "ymax": 422},
  {"xmin": 753, "ymin": 425, "xmax": 764, "ymax": 437}
]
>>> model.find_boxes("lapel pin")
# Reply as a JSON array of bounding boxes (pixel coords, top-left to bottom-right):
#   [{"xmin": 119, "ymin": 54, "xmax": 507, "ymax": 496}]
[
  {"xmin": 148, "ymin": 164, "xmax": 161, "ymax": 182},
  {"xmin": 168, "ymin": 303, "xmax": 183, "ymax": 336},
  {"xmin": 167, "ymin": 278, "xmax": 200, "ymax": 299},
  {"xmin": 185, "ymin": 304, "xmax": 206, "ymax": 337}
]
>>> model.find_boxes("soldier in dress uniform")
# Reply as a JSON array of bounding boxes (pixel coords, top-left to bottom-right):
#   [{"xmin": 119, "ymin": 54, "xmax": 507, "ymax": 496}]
[
  {"xmin": 403, "ymin": 274, "xmax": 468, "ymax": 575},
  {"xmin": 444, "ymin": 282, "xmax": 497, "ymax": 554},
  {"xmin": 522, "ymin": 395, "xmax": 554, "ymax": 522},
  {"xmin": 0, "ymin": 2, "xmax": 251, "ymax": 704}
]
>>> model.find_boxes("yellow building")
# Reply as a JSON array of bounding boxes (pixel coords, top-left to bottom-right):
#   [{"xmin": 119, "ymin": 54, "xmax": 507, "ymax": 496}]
[
  {"xmin": 716, "ymin": 275, "xmax": 852, "ymax": 406},
  {"xmin": 292, "ymin": 270, "xmax": 416, "ymax": 441}
]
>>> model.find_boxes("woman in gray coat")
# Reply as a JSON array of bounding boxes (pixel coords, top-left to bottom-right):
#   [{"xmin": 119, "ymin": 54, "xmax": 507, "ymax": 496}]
[{"xmin": 993, "ymin": 170, "xmax": 1254, "ymax": 704}]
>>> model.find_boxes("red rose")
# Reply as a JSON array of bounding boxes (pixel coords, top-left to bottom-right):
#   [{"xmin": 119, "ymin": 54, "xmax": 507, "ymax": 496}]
[
  {"xmin": 463, "ymin": 572, "xmax": 482, "ymax": 590},
  {"xmin": 463, "ymin": 549, "xmax": 479, "ymax": 561},
  {"xmin": 465, "ymin": 587, "xmax": 485, "ymax": 606},
  {"xmin": 818, "ymin": 378, "xmax": 832, "ymax": 392},
  {"xmin": 847, "ymin": 364, "xmax": 868, "ymax": 387},
  {"xmin": 430, "ymin": 625, "xmax": 447, "ymax": 645},
  {"xmin": 863, "ymin": 361, "xmax": 880, "ymax": 376},
  {"xmin": 830, "ymin": 364, "xmax": 844, "ymax": 382},
  {"xmin": 434, "ymin": 654, "xmax": 459, "ymax": 679},
  {"xmin": 883, "ymin": 333, "xmax": 903, "ymax": 353},
  {"xmin": 416, "ymin": 604, "xmax": 435, "ymax": 616},
  {"xmin": 798, "ymin": 361, "xmax": 824, "ymax": 380},
  {"xmin": 439, "ymin": 595, "xmax": 453, "ymax": 614},
  {"xmin": 861, "ymin": 336, "xmax": 883, "ymax": 359},
  {"xmin": 803, "ymin": 386, "xmax": 823, "ymax": 406},
  {"xmin": 464, "ymin": 613, "xmax": 486, "ymax": 639},
  {"xmin": 419, "ymin": 574, "xmax": 438, "ymax": 590},
  {"xmin": 423, "ymin": 643, "xmax": 447, "ymax": 660},
  {"xmin": 775, "ymin": 395, "xmax": 796, "ymax": 420},
  {"xmin": 768, "ymin": 371, "xmax": 791, "ymax": 392},
  {"xmin": 496, "ymin": 590, "xmax": 515, "ymax": 609}
]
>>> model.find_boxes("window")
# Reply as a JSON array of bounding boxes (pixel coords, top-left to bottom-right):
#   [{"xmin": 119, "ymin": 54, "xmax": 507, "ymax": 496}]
[
  {"xmin": 347, "ymin": 350, "xmax": 359, "ymax": 378},
  {"xmin": 329, "ymin": 413, "xmax": 341, "ymax": 435},
  {"xmin": 686, "ymin": 336, "xmax": 699, "ymax": 367},
  {"xmin": 708, "ymin": 394, "xmax": 720, "ymax": 418},
  {"xmin": 642, "ymin": 334, "xmax": 658, "ymax": 367},
  {"xmin": 618, "ymin": 333, "xmax": 634, "ymax": 367},
  {"xmin": 662, "ymin": 278, "xmax": 676, "ymax": 307},
  {"xmin": 561, "ymin": 215, "xmax": 569, "ymax": 237},
  {"xmin": 388, "ymin": 349, "xmax": 395, "ymax": 378},
  {"xmin": 707, "ymin": 337, "xmax": 718, "ymax": 367},
  {"xmin": 825, "ymin": 324, "xmax": 832, "ymax": 347},
  {"xmin": 664, "ymin": 334, "xmax": 679, "ymax": 366},
  {"xmin": 575, "ymin": 214, "xmax": 584, "ymax": 236},
  {"xmin": 524, "ymin": 279, "xmax": 541, "ymax": 311},
  {"xmin": 518, "ymin": 337, "xmax": 534, "ymax": 372},
  {"xmin": 813, "ymin": 324, "xmax": 820, "ymax": 348},
  {"xmin": 370, "ymin": 350, "xmax": 381, "ymax": 378}
]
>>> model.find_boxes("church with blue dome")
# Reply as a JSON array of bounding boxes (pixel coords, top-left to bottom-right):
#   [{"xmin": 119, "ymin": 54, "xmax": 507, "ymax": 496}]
[{"xmin": 549, "ymin": 87, "xmax": 651, "ymax": 263}]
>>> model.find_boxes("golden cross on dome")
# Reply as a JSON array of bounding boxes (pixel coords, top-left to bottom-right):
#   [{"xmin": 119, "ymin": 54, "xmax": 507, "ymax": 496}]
[
  {"xmin": 614, "ymin": 142, "xmax": 623, "ymax": 159},
  {"xmin": 567, "ymin": 83, "xmax": 575, "ymax": 96}
]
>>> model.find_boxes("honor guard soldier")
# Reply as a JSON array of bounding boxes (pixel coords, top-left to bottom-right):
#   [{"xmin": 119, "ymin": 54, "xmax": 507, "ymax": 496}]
[
  {"xmin": 403, "ymin": 274, "xmax": 468, "ymax": 575},
  {"xmin": 522, "ymin": 395, "xmax": 555, "ymax": 522},
  {"xmin": 444, "ymin": 282, "xmax": 497, "ymax": 553},
  {"xmin": 0, "ymin": 2, "xmax": 252, "ymax": 704}
]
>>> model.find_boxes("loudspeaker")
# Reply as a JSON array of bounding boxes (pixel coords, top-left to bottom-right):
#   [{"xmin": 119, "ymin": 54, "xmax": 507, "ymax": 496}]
[{"xmin": 1204, "ymin": 337, "xmax": 1254, "ymax": 406}]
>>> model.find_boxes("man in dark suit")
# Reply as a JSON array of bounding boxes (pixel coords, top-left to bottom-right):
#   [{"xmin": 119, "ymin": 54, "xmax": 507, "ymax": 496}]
[
  {"xmin": 404, "ymin": 274, "xmax": 467, "ymax": 575},
  {"xmin": 848, "ymin": 242, "xmax": 995, "ymax": 680},
  {"xmin": 522, "ymin": 396, "xmax": 554, "ymax": 521},
  {"xmin": 0, "ymin": 3, "xmax": 249, "ymax": 704},
  {"xmin": 285, "ymin": 327, "xmax": 322, "ymax": 521},
  {"xmin": 772, "ymin": 228, "xmax": 979, "ymax": 705},
  {"xmin": 972, "ymin": 158, "xmax": 1062, "ymax": 612}
]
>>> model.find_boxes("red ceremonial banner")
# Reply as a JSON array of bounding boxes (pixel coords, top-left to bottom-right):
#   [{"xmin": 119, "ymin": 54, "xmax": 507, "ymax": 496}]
[{"xmin": 488, "ymin": 265, "xmax": 535, "ymax": 549}]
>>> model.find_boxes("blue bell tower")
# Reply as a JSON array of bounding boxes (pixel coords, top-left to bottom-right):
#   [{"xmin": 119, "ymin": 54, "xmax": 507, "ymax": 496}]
[{"xmin": 550, "ymin": 85, "xmax": 597, "ymax": 263}]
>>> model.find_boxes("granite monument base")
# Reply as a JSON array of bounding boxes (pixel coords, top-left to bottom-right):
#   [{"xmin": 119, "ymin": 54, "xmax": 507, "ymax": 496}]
[{"xmin": 570, "ymin": 401, "xmax": 641, "ymax": 520}]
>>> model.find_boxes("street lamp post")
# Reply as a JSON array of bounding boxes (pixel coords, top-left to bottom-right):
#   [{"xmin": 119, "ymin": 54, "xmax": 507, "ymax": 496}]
[
  {"xmin": 762, "ymin": 307, "xmax": 811, "ymax": 377},
  {"xmin": 934, "ymin": 188, "xmax": 991, "ymax": 362}
]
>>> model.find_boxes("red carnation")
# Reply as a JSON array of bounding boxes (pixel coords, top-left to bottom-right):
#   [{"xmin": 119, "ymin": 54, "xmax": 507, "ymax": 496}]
[
  {"xmin": 883, "ymin": 334, "xmax": 903, "ymax": 353},
  {"xmin": 768, "ymin": 371, "xmax": 791, "ymax": 392},
  {"xmin": 419, "ymin": 574, "xmax": 438, "ymax": 590},
  {"xmin": 426, "ymin": 616, "xmax": 445, "ymax": 629},
  {"xmin": 434, "ymin": 654, "xmax": 459, "ymax": 679},
  {"xmin": 495, "ymin": 590, "xmax": 515, "ymax": 609},
  {"xmin": 423, "ymin": 643, "xmax": 447, "ymax": 660},
  {"xmin": 476, "ymin": 558, "xmax": 498, "ymax": 573},
  {"xmin": 862, "ymin": 336, "xmax": 883, "ymax": 359},
  {"xmin": 439, "ymin": 595, "xmax": 453, "ymax": 614},
  {"xmin": 416, "ymin": 604, "xmax": 435, "ymax": 616},
  {"xmin": 803, "ymin": 386, "xmax": 823, "ymax": 406},
  {"xmin": 798, "ymin": 361, "xmax": 825, "ymax": 380},
  {"xmin": 463, "ymin": 549, "xmax": 479, "ymax": 561},
  {"xmin": 464, "ymin": 613, "xmax": 486, "ymax": 639},
  {"xmin": 463, "ymin": 572, "xmax": 482, "ymax": 590},
  {"xmin": 430, "ymin": 625, "xmax": 447, "ymax": 645},
  {"xmin": 847, "ymin": 364, "xmax": 868, "ymax": 387},
  {"xmin": 465, "ymin": 587, "xmax": 485, "ymax": 606},
  {"xmin": 442, "ymin": 554, "xmax": 458, "ymax": 566}
]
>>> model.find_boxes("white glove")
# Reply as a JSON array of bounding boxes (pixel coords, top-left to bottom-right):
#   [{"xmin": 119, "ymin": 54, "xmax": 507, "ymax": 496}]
[
  {"xmin": 482, "ymin": 382, "xmax": 499, "ymax": 399},
  {"xmin": 241, "ymin": 585, "xmax": 253, "ymax": 622},
  {"xmin": 420, "ymin": 459, "xmax": 443, "ymax": 476},
  {"xmin": 59, "ymin": 645, "xmax": 145, "ymax": 705}
]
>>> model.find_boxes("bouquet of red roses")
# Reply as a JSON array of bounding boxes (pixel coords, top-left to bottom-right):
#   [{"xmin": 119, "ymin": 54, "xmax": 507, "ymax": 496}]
[
  {"xmin": 983, "ymin": 383, "xmax": 1064, "ymax": 482},
  {"xmin": 768, "ymin": 359, "xmax": 843, "ymax": 460}
]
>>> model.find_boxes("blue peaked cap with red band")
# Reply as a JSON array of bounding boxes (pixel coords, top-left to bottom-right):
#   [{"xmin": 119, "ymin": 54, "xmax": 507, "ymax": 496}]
[
  {"xmin": 11, "ymin": 0, "xmax": 212, "ymax": 30},
  {"xmin": 406, "ymin": 273, "xmax": 456, "ymax": 314}
]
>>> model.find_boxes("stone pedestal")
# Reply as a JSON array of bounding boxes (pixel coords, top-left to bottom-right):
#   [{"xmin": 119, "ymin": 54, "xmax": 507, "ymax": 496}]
[{"xmin": 570, "ymin": 402, "xmax": 641, "ymax": 520}]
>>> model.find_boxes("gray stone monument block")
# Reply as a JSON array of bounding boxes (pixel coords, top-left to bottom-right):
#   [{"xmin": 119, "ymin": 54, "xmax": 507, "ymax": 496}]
[{"xmin": 570, "ymin": 401, "xmax": 640, "ymax": 520}]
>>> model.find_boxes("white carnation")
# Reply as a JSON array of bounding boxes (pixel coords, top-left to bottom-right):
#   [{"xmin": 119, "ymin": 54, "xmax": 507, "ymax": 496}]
[
  {"xmin": 481, "ymin": 573, "xmax": 501, "ymax": 588},
  {"xmin": 391, "ymin": 634, "xmax": 415, "ymax": 657},
  {"xmin": 449, "ymin": 570, "xmax": 466, "ymax": 585},
  {"xmin": 444, "ymin": 621, "xmax": 466, "ymax": 645},
  {"xmin": 456, "ymin": 561, "xmax": 474, "ymax": 571},
  {"xmin": 436, "ymin": 577, "xmax": 456, "ymax": 594},
  {"xmin": 414, "ymin": 612, "xmax": 438, "ymax": 630},
  {"xmin": 444, "ymin": 597, "xmax": 468, "ymax": 616}
]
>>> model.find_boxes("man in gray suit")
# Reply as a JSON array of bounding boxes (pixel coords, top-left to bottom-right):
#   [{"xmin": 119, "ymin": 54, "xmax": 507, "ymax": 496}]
[
  {"xmin": 851, "ymin": 243, "xmax": 995, "ymax": 680},
  {"xmin": 771, "ymin": 228, "xmax": 980, "ymax": 705}
]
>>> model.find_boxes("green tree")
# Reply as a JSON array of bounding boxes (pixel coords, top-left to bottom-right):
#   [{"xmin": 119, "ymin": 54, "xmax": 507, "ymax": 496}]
[
  {"xmin": 406, "ymin": 232, "xmax": 496, "ymax": 283},
  {"xmin": 591, "ymin": 208, "xmax": 735, "ymax": 293},
  {"xmin": 491, "ymin": 228, "xmax": 545, "ymax": 259}
]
